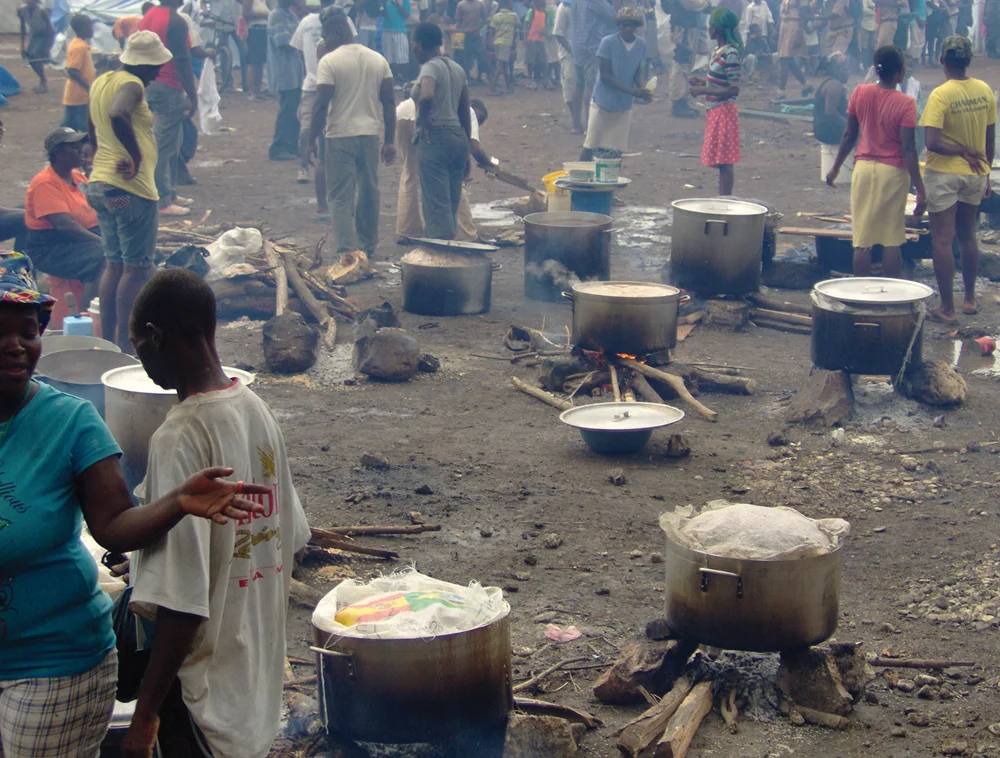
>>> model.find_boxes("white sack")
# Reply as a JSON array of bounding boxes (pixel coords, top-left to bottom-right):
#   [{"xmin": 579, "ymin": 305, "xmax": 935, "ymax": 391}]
[{"xmin": 197, "ymin": 62, "xmax": 222, "ymax": 135}]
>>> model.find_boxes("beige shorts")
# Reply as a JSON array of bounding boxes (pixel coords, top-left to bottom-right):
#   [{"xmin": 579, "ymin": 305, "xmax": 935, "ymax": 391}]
[
  {"xmin": 924, "ymin": 169, "xmax": 988, "ymax": 213},
  {"xmin": 299, "ymin": 89, "xmax": 317, "ymax": 141}
]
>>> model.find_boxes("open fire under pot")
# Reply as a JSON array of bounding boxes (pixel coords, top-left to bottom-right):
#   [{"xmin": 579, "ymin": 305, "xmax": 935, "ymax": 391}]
[
  {"xmin": 313, "ymin": 611, "xmax": 513, "ymax": 749},
  {"xmin": 523, "ymin": 211, "xmax": 612, "ymax": 302},
  {"xmin": 810, "ymin": 277, "xmax": 934, "ymax": 375}
]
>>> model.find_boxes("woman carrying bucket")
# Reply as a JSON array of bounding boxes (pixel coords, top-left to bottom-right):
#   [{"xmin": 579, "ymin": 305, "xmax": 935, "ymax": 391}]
[{"xmin": 689, "ymin": 8, "xmax": 743, "ymax": 196}]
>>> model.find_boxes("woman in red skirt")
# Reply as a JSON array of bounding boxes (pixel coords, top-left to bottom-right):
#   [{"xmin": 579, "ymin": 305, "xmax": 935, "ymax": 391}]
[{"xmin": 689, "ymin": 8, "xmax": 743, "ymax": 195}]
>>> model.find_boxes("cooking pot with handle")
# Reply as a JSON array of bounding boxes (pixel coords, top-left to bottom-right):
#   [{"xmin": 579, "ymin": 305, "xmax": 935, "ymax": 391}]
[{"xmin": 564, "ymin": 281, "xmax": 685, "ymax": 355}]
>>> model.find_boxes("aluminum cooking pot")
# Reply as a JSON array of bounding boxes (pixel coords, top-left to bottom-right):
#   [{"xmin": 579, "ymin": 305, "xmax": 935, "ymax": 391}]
[
  {"xmin": 313, "ymin": 612, "xmax": 512, "ymax": 744},
  {"xmin": 523, "ymin": 211, "xmax": 612, "ymax": 302},
  {"xmin": 662, "ymin": 529, "xmax": 842, "ymax": 652},
  {"xmin": 669, "ymin": 198, "xmax": 768, "ymax": 295},
  {"xmin": 398, "ymin": 247, "xmax": 498, "ymax": 316},
  {"xmin": 564, "ymin": 281, "xmax": 685, "ymax": 355}
]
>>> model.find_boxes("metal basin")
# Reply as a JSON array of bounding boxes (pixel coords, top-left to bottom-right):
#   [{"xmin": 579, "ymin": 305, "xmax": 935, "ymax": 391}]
[
  {"xmin": 36, "ymin": 349, "xmax": 139, "ymax": 417},
  {"xmin": 41, "ymin": 334, "xmax": 121, "ymax": 355}
]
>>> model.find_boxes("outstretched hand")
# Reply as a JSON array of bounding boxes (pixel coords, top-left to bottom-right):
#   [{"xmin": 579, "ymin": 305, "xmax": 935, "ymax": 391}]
[{"xmin": 177, "ymin": 467, "xmax": 269, "ymax": 524}]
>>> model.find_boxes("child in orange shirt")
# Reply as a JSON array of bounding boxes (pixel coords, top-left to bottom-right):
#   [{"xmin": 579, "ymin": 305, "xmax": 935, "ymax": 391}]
[{"xmin": 62, "ymin": 14, "xmax": 96, "ymax": 132}]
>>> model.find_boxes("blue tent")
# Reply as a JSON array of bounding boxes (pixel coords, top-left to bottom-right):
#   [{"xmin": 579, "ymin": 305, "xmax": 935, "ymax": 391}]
[{"xmin": 0, "ymin": 65, "xmax": 21, "ymax": 107}]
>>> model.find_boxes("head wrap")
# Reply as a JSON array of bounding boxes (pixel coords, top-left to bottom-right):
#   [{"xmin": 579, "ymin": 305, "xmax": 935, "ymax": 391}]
[
  {"xmin": 0, "ymin": 252, "xmax": 55, "ymax": 330},
  {"xmin": 709, "ymin": 7, "xmax": 743, "ymax": 56}
]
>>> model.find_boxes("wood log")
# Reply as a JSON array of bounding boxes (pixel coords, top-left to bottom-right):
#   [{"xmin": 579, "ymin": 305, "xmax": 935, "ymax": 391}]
[
  {"xmin": 511, "ymin": 376, "xmax": 573, "ymax": 411},
  {"xmin": 263, "ymin": 241, "xmax": 288, "ymax": 317},
  {"xmin": 720, "ymin": 686, "xmax": 739, "ymax": 734},
  {"xmin": 279, "ymin": 248, "xmax": 337, "ymax": 348},
  {"xmin": 751, "ymin": 308, "xmax": 813, "ymax": 327},
  {"xmin": 289, "ymin": 578, "xmax": 323, "ymax": 607},
  {"xmin": 753, "ymin": 317, "xmax": 812, "ymax": 336},
  {"xmin": 513, "ymin": 697, "xmax": 602, "ymax": 729},
  {"xmin": 618, "ymin": 359, "xmax": 718, "ymax": 422},
  {"xmin": 869, "ymin": 657, "xmax": 975, "ymax": 670},
  {"xmin": 310, "ymin": 526, "xmax": 351, "ymax": 541},
  {"xmin": 667, "ymin": 362, "xmax": 756, "ymax": 396},
  {"xmin": 653, "ymin": 680, "xmax": 713, "ymax": 758},
  {"xmin": 593, "ymin": 638, "xmax": 698, "ymax": 705},
  {"xmin": 308, "ymin": 532, "xmax": 400, "ymax": 559},
  {"xmin": 275, "ymin": 243, "xmax": 358, "ymax": 316},
  {"xmin": 623, "ymin": 389, "xmax": 636, "ymax": 402},
  {"xmin": 789, "ymin": 705, "xmax": 850, "ymax": 730},
  {"xmin": 323, "ymin": 524, "xmax": 442, "ymax": 536},
  {"xmin": 616, "ymin": 677, "xmax": 693, "ymax": 757},
  {"xmin": 745, "ymin": 292, "xmax": 813, "ymax": 316},
  {"xmin": 632, "ymin": 373, "xmax": 665, "ymax": 404},
  {"xmin": 610, "ymin": 365, "xmax": 622, "ymax": 402}
]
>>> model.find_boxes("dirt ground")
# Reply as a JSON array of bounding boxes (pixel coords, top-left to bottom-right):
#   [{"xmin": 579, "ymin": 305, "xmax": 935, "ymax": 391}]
[{"xmin": 3, "ymin": 33, "xmax": 1000, "ymax": 757}]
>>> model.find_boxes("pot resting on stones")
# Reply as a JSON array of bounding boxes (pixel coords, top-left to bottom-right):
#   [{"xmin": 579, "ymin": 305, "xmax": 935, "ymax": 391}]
[{"xmin": 398, "ymin": 247, "xmax": 498, "ymax": 317}]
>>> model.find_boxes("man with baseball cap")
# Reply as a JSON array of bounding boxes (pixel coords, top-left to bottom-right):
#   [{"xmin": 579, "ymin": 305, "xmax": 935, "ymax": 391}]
[
  {"xmin": 86, "ymin": 29, "xmax": 170, "ymax": 351},
  {"xmin": 920, "ymin": 35, "xmax": 997, "ymax": 322},
  {"xmin": 23, "ymin": 128, "xmax": 106, "ymax": 303}
]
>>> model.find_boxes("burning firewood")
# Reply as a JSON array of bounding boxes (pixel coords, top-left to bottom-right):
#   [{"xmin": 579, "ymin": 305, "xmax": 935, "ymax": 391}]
[{"xmin": 617, "ymin": 359, "xmax": 718, "ymax": 422}]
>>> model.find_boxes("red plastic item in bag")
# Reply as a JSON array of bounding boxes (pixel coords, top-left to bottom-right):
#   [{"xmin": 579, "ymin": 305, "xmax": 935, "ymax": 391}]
[{"xmin": 974, "ymin": 336, "xmax": 996, "ymax": 355}]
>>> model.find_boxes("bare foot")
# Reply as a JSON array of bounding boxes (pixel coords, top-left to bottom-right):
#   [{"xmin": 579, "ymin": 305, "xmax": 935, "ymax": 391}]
[
  {"xmin": 928, "ymin": 307, "xmax": 959, "ymax": 323},
  {"xmin": 33, "ymin": 84, "xmax": 47, "ymax": 94},
  {"xmin": 159, "ymin": 204, "xmax": 191, "ymax": 216},
  {"xmin": 963, "ymin": 299, "xmax": 979, "ymax": 314}
]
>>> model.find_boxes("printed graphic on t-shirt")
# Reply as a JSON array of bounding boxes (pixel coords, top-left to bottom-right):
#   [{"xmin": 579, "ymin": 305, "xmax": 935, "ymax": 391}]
[{"xmin": 232, "ymin": 444, "xmax": 283, "ymax": 582}]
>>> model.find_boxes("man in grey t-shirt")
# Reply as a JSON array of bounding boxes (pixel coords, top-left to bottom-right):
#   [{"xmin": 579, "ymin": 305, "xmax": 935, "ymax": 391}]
[{"xmin": 413, "ymin": 22, "xmax": 472, "ymax": 240}]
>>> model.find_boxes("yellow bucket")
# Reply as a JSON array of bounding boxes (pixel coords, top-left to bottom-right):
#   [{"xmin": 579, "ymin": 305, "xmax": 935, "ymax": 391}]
[{"xmin": 543, "ymin": 170, "xmax": 571, "ymax": 212}]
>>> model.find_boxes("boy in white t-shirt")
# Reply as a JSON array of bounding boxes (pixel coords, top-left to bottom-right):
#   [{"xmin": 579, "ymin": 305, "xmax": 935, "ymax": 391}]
[{"xmin": 123, "ymin": 269, "xmax": 311, "ymax": 758}]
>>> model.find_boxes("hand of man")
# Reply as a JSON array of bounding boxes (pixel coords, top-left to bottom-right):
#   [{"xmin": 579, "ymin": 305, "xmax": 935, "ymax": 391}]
[
  {"xmin": 964, "ymin": 147, "xmax": 987, "ymax": 174},
  {"xmin": 307, "ymin": 138, "xmax": 318, "ymax": 166},
  {"xmin": 177, "ymin": 467, "xmax": 269, "ymax": 524},
  {"xmin": 985, "ymin": 182, "xmax": 993, "ymax": 200},
  {"xmin": 688, "ymin": 75, "xmax": 706, "ymax": 86},
  {"xmin": 116, "ymin": 157, "xmax": 140, "ymax": 179},
  {"xmin": 121, "ymin": 712, "xmax": 159, "ymax": 758},
  {"xmin": 636, "ymin": 89, "xmax": 653, "ymax": 103},
  {"xmin": 912, "ymin": 188, "xmax": 927, "ymax": 217},
  {"xmin": 382, "ymin": 143, "xmax": 397, "ymax": 165},
  {"xmin": 465, "ymin": 155, "xmax": 472, "ymax": 179},
  {"xmin": 825, "ymin": 168, "xmax": 839, "ymax": 188}
]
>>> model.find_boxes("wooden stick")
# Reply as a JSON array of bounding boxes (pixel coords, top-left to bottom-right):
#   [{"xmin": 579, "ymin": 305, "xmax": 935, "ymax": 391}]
[
  {"xmin": 745, "ymin": 292, "xmax": 812, "ymax": 316},
  {"xmin": 263, "ymin": 240, "xmax": 287, "ymax": 317},
  {"xmin": 653, "ymin": 680, "xmax": 713, "ymax": 757},
  {"xmin": 720, "ymin": 686, "xmax": 739, "ymax": 734},
  {"xmin": 323, "ymin": 524, "xmax": 441, "ymax": 536},
  {"xmin": 310, "ymin": 526, "xmax": 352, "ymax": 541},
  {"xmin": 511, "ymin": 376, "xmax": 573, "ymax": 411},
  {"xmin": 610, "ymin": 365, "xmax": 622, "ymax": 402},
  {"xmin": 790, "ymin": 705, "xmax": 849, "ymax": 730},
  {"xmin": 870, "ymin": 657, "xmax": 975, "ymax": 670},
  {"xmin": 632, "ymin": 372, "xmax": 665, "ymax": 404},
  {"xmin": 512, "ymin": 657, "xmax": 590, "ymax": 693},
  {"xmin": 279, "ymin": 249, "xmax": 337, "ymax": 348},
  {"xmin": 618, "ymin": 359, "xmax": 717, "ymax": 422},
  {"xmin": 623, "ymin": 389, "xmax": 637, "ymax": 402},
  {"xmin": 616, "ymin": 677, "xmax": 693, "ymax": 757},
  {"xmin": 751, "ymin": 308, "xmax": 813, "ymax": 327},
  {"xmin": 753, "ymin": 318, "xmax": 812, "ymax": 336},
  {"xmin": 513, "ymin": 697, "xmax": 602, "ymax": 729},
  {"xmin": 308, "ymin": 532, "xmax": 399, "ymax": 559},
  {"xmin": 197, "ymin": 209, "xmax": 212, "ymax": 226}
]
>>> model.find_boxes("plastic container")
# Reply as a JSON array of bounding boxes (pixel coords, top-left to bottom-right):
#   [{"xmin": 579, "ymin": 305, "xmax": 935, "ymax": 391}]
[
  {"xmin": 543, "ymin": 170, "xmax": 572, "ymax": 212},
  {"xmin": 570, "ymin": 188, "xmax": 615, "ymax": 215},
  {"xmin": 563, "ymin": 161, "xmax": 596, "ymax": 181},
  {"xmin": 821, "ymin": 144, "xmax": 852, "ymax": 185},
  {"xmin": 87, "ymin": 297, "xmax": 102, "ymax": 341},
  {"xmin": 47, "ymin": 276, "xmax": 85, "ymax": 331},
  {"xmin": 63, "ymin": 314, "xmax": 94, "ymax": 336},
  {"xmin": 595, "ymin": 157, "xmax": 622, "ymax": 183}
]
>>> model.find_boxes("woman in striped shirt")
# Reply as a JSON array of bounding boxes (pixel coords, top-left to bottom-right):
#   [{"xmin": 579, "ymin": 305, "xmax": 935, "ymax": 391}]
[{"xmin": 689, "ymin": 7, "xmax": 742, "ymax": 195}]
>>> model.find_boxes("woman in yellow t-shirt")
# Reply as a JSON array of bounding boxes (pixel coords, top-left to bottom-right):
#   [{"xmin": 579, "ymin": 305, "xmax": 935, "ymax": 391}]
[{"xmin": 919, "ymin": 35, "xmax": 997, "ymax": 322}]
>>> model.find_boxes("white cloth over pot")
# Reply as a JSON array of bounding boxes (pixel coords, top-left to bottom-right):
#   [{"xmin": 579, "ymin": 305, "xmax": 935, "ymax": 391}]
[
  {"xmin": 312, "ymin": 568, "xmax": 509, "ymax": 640},
  {"xmin": 661, "ymin": 500, "xmax": 850, "ymax": 560}
]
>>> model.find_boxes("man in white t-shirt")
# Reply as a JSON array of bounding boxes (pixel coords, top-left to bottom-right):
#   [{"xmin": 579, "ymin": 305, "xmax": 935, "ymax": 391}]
[
  {"xmin": 123, "ymin": 269, "xmax": 311, "ymax": 758},
  {"xmin": 553, "ymin": 0, "xmax": 582, "ymax": 132},
  {"xmin": 397, "ymin": 95, "xmax": 490, "ymax": 242},
  {"xmin": 292, "ymin": 0, "xmax": 357, "ymax": 197},
  {"xmin": 308, "ymin": 6, "xmax": 396, "ymax": 258}
]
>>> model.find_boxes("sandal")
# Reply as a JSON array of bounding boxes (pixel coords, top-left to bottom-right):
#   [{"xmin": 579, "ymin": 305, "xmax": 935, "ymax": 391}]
[
  {"xmin": 963, "ymin": 300, "xmax": 980, "ymax": 315},
  {"xmin": 927, "ymin": 307, "xmax": 959, "ymax": 324}
]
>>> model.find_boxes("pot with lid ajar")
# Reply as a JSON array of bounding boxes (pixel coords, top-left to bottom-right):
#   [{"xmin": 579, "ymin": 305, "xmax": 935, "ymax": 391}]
[
  {"xmin": 563, "ymin": 281, "xmax": 687, "ymax": 356},
  {"xmin": 669, "ymin": 198, "xmax": 768, "ymax": 295},
  {"xmin": 810, "ymin": 277, "xmax": 934, "ymax": 376}
]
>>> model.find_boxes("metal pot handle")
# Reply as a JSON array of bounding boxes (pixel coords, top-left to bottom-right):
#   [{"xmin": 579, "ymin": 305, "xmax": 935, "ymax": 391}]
[
  {"xmin": 311, "ymin": 645, "xmax": 356, "ymax": 681},
  {"xmin": 492, "ymin": 262, "xmax": 503, "ymax": 271},
  {"xmin": 679, "ymin": 294, "xmax": 691, "ymax": 304},
  {"xmin": 389, "ymin": 262, "xmax": 401, "ymax": 272},
  {"xmin": 561, "ymin": 291, "xmax": 574, "ymax": 301},
  {"xmin": 703, "ymin": 219, "xmax": 729, "ymax": 237},
  {"xmin": 699, "ymin": 567, "xmax": 744, "ymax": 599},
  {"xmin": 855, "ymin": 321, "xmax": 881, "ymax": 336}
]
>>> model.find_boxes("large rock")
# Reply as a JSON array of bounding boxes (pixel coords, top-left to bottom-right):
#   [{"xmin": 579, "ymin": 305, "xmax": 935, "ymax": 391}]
[
  {"xmin": 977, "ymin": 250, "xmax": 1000, "ymax": 281},
  {"xmin": 787, "ymin": 370, "xmax": 854, "ymax": 426},
  {"xmin": 354, "ymin": 327, "xmax": 420, "ymax": 382},
  {"xmin": 897, "ymin": 359, "xmax": 967, "ymax": 407},
  {"xmin": 778, "ymin": 648, "xmax": 854, "ymax": 716},
  {"xmin": 504, "ymin": 714, "xmax": 583, "ymax": 758},
  {"xmin": 592, "ymin": 638, "xmax": 697, "ymax": 705},
  {"xmin": 262, "ymin": 313, "xmax": 319, "ymax": 374}
]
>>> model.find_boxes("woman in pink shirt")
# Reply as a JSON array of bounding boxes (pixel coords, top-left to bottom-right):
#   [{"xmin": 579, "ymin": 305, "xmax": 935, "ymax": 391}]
[{"xmin": 826, "ymin": 45, "xmax": 927, "ymax": 277}]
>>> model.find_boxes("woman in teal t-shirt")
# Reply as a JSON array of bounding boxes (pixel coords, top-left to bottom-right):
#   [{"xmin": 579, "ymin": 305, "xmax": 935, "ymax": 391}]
[{"xmin": 0, "ymin": 251, "xmax": 269, "ymax": 757}]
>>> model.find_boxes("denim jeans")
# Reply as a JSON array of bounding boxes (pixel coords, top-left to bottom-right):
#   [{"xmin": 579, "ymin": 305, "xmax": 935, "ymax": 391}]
[
  {"xmin": 324, "ymin": 134, "xmax": 380, "ymax": 254},
  {"xmin": 145, "ymin": 82, "xmax": 189, "ymax": 209},
  {"xmin": 417, "ymin": 125, "xmax": 470, "ymax": 240},
  {"xmin": 85, "ymin": 182, "xmax": 159, "ymax": 267},
  {"xmin": 459, "ymin": 32, "xmax": 492, "ymax": 80},
  {"xmin": 0, "ymin": 209, "xmax": 27, "ymax": 251},
  {"xmin": 270, "ymin": 89, "xmax": 302, "ymax": 159},
  {"xmin": 60, "ymin": 104, "xmax": 88, "ymax": 132}
]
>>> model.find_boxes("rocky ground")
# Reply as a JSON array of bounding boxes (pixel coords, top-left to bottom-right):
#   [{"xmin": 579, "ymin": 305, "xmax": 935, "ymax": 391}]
[{"xmin": 3, "ymin": 33, "xmax": 1000, "ymax": 757}]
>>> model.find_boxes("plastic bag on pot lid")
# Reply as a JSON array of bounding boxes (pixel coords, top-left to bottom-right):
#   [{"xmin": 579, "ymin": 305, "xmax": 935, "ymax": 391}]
[{"xmin": 661, "ymin": 500, "xmax": 850, "ymax": 560}]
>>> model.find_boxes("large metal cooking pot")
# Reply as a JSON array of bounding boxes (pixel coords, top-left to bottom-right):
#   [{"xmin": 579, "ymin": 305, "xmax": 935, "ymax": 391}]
[
  {"xmin": 669, "ymin": 198, "xmax": 768, "ymax": 295},
  {"xmin": 565, "ymin": 281, "xmax": 683, "ymax": 355},
  {"xmin": 41, "ymin": 334, "xmax": 121, "ymax": 356},
  {"xmin": 662, "ymin": 529, "xmax": 843, "ymax": 652},
  {"xmin": 399, "ymin": 247, "xmax": 496, "ymax": 316},
  {"xmin": 524, "ymin": 211, "xmax": 612, "ymax": 302},
  {"xmin": 36, "ymin": 349, "xmax": 139, "ymax": 417},
  {"xmin": 102, "ymin": 366, "xmax": 255, "ymax": 493},
  {"xmin": 313, "ymin": 612, "xmax": 512, "ymax": 744},
  {"xmin": 811, "ymin": 278, "xmax": 933, "ymax": 375}
]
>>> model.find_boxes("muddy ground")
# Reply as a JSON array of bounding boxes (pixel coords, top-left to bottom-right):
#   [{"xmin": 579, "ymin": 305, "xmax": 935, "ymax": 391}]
[{"xmin": 3, "ymin": 34, "xmax": 1000, "ymax": 757}]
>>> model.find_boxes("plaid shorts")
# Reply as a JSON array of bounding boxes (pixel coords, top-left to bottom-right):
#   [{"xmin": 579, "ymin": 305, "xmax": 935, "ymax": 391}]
[{"xmin": 0, "ymin": 650, "xmax": 117, "ymax": 758}]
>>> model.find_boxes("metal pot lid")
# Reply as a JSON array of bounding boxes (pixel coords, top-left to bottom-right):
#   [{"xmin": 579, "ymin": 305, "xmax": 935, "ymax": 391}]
[
  {"xmin": 672, "ymin": 198, "xmax": 768, "ymax": 216},
  {"xmin": 560, "ymin": 402, "xmax": 685, "ymax": 431},
  {"xmin": 102, "ymin": 365, "xmax": 255, "ymax": 394},
  {"xmin": 813, "ymin": 277, "xmax": 934, "ymax": 305},
  {"xmin": 402, "ymin": 247, "xmax": 490, "ymax": 267},
  {"xmin": 408, "ymin": 237, "xmax": 499, "ymax": 253},
  {"xmin": 572, "ymin": 281, "xmax": 680, "ymax": 300}
]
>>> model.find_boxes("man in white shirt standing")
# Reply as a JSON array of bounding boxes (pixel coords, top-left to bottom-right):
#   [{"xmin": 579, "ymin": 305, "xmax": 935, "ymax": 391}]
[
  {"xmin": 292, "ymin": 0, "xmax": 357, "ymax": 217},
  {"xmin": 122, "ymin": 269, "xmax": 311, "ymax": 758},
  {"xmin": 741, "ymin": 0, "xmax": 774, "ymax": 38},
  {"xmin": 309, "ymin": 6, "xmax": 396, "ymax": 258},
  {"xmin": 553, "ymin": 0, "xmax": 583, "ymax": 133}
]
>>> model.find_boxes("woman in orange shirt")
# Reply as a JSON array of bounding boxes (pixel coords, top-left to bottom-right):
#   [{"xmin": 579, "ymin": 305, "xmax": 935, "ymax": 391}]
[{"xmin": 23, "ymin": 128, "xmax": 106, "ymax": 295}]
